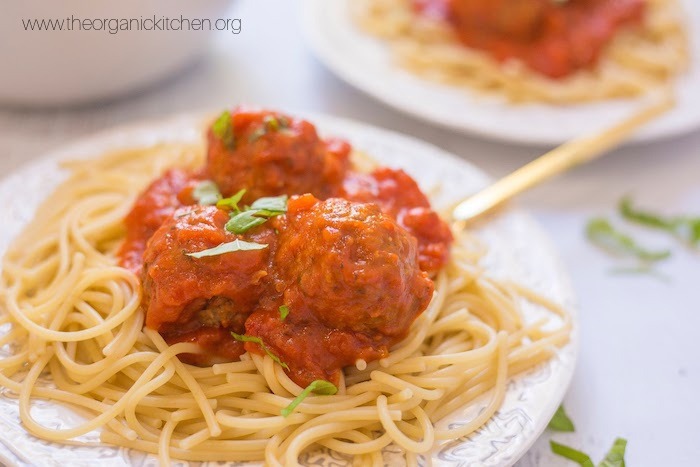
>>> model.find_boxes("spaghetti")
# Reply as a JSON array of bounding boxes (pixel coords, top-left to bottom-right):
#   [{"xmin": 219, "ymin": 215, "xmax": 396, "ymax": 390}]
[
  {"xmin": 0, "ymin": 130, "xmax": 571, "ymax": 465},
  {"xmin": 353, "ymin": 0, "xmax": 688, "ymax": 103}
]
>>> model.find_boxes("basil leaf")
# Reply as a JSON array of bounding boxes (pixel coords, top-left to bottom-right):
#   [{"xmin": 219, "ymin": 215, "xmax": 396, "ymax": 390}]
[
  {"xmin": 281, "ymin": 380, "xmax": 338, "ymax": 417},
  {"xmin": 192, "ymin": 180, "xmax": 222, "ymax": 206},
  {"xmin": 250, "ymin": 195, "xmax": 288, "ymax": 213},
  {"xmin": 550, "ymin": 441, "xmax": 595, "ymax": 467},
  {"xmin": 586, "ymin": 218, "xmax": 671, "ymax": 263},
  {"xmin": 217, "ymin": 189, "xmax": 246, "ymax": 212},
  {"xmin": 277, "ymin": 115, "xmax": 290, "ymax": 128},
  {"xmin": 186, "ymin": 239, "xmax": 267, "ymax": 258},
  {"xmin": 226, "ymin": 210, "xmax": 267, "ymax": 234},
  {"xmin": 620, "ymin": 197, "xmax": 700, "ymax": 246},
  {"xmin": 212, "ymin": 111, "xmax": 235, "ymax": 149},
  {"xmin": 599, "ymin": 438, "xmax": 627, "ymax": 467},
  {"xmin": 279, "ymin": 305, "xmax": 289, "ymax": 321},
  {"xmin": 548, "ymin": 404, "xmax": 575, "ymax": 432},
  {"xmin": 264, "ymin": 115, "xmax": 281, "ymax": 131},
  {"xmin": 231, "ymin": 332, "xmax": 289, "ymax": 370},
  {"xmin": 248, "ymin": 127, "xmax": 266, "ymax": 143},
  {"xmin": 221, "ymin": 194, "xmax": 287, "ymax": 234},
  {"xmin": 248, "ymin": 116, "xmax": 290, "ymax": 143},
  {"xmin": 252, "ymin": 209, "xmax": 283, "ymax": 218}
]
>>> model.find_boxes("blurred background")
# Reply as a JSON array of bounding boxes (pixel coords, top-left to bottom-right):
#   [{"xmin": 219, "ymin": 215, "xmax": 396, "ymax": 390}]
[{"xmin": 0, "ymin": 1, "xmax": 698, "ymax": 465}]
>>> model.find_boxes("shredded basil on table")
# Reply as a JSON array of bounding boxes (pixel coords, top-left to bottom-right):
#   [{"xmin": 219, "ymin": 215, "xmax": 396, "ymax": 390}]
[
  {"xmin": 550, "ymin": 438, "xmax": 628, "ymax": 467},
  {"xmin": 548, "ymin": 404, "xmax": 575, "ymax": 432},
  {"xmin": 620, "ymin": 197, "xmax": 700, "ymax": 246},
  {"xmin": 551, "ymin": 441, "xmax": 595, "ymax": 467},
  {"xmin": 586, "ymin": 218, "xmax": 671, "ymax": 263},
  {"xmin": 599, "ymin": 438, "xmax": 627, "ymax": 467}
]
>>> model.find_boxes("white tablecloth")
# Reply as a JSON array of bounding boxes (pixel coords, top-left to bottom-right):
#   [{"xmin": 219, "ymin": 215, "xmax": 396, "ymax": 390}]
[{"xmin": 0, "ymin": 1, "xmax": 698, "ymax": 465}]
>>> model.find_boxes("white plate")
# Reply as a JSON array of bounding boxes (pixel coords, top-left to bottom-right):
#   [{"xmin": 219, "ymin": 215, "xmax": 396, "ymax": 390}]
[
  {"xmin": 301, "ymin": 0, "xmax": 700, "ymax": 146},
  {"xmin": 0, "ymin": 113, "xmax": 578, "ymax": 466}
]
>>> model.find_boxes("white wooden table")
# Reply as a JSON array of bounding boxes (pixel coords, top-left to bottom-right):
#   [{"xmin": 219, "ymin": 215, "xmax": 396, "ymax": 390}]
[{"xmin": 0, "ymin": 1, "xmax": 698, "ymax": 465}]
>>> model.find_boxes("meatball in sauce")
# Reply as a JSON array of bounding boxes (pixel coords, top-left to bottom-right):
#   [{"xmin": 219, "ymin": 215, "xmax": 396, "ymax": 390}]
[
  {"xmin": 120, "ymin": 108, "xmax": 453, "ymax": 386},
  {"xmin": 245, "ymin": 195, "xmax": 434, "ymax": 386}
]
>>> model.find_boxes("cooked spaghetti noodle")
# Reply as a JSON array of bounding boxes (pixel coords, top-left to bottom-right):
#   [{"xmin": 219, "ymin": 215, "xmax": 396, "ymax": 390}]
[
  {"xmin": 0, "ymin": 142, "xmax": 571, "ymax": 465},
  {"xmin": 353, "ymin": 0, "xmax": 688, "ymax": 103}
]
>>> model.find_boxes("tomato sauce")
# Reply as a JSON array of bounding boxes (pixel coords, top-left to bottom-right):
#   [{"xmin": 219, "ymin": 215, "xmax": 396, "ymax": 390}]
[
  {"xmin": 117, "ymin": 169, "xmax": 200, "ymax": 274},
  {"xmin": 415, "ymin": 0, "xmax": 645, "ymax": 78},
  {"xmin": 119, "ymin": 108, "xmax": 452, "ymax": 386}
]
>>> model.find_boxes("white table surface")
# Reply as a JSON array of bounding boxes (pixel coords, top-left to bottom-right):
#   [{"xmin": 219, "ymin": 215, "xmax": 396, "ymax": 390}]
[{"xmin": 0, "ymin": 1, "xmax": 698, "ymax": 466}]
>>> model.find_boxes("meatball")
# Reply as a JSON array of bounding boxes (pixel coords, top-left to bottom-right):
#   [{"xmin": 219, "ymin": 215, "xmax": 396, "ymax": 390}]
[
  {"xmin": 276, "ymin": 195, "xmax": 433, "ymax": 335},
  {"xmin": 342, "ymin": 168, "xmax": 453, "ymax": 274},
  {"xmin": 205, "ymin": 108, "xmax": 351, "ymax": 202},
  {"xmin": 450, "ymin": 0, "xmax": 547, "ymax": 42},
  {"xmin": 141, "ymin": 205, "xmax": 277, "ymax": 362},
  {"xmin": 244, "ymin": 195, "xmax": 434, "ymax": 386}
]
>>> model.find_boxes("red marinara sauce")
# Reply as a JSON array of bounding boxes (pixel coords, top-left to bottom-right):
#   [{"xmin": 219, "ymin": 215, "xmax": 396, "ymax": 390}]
[
  {"xmin": 118, "ymin": 108, "xmax": 453, "ymax": 386},
  {"xmin": 117, "ymin": 169, "xmax": 200, "ymax": 274},
  {"xmin": 415, "ymin": 0, "xmax": 645, "ymax": 78}
]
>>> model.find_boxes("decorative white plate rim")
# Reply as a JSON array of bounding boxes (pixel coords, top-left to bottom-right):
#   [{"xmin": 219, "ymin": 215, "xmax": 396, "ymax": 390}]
[
  {"xmin": 301, "ymin": 0, "xmax": 700, "ymax": 146},
  {"xmin": 0, "ymin": 111, "xmax": 579, "ymax": 466}
]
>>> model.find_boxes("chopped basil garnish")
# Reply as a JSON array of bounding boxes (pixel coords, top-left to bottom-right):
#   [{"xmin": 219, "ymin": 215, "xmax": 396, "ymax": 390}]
[
  {"xmin": 217, "ymin": 189, "xmax": 247, "ymax": 212},
  {"xmin": 250, "ymin": 195, "xmax": 288, "ymax": 213},
  {"xmin": 548, "ymin": 404, "xmax": 575, "ymax": 432},
  {"xmin": 212, "ymin": 111, "xmax": 235, "ymax": 149},
  {"xmin": 279, "ymin": 305, "xmax": 289, "ymax": 321},
  {"xmin": 186, "ymin": 239, "xmax": 267, "ymax": 258},
  {"xmin": 586, "ymin": 218, "xmax": 671, "ymax": 263},
  {"xmin": 249, "ymin": 115, "xmax": 291, "ymax": 142},
  {"xmin": 226, "ymin": 210, "xmax": 268, "ymax": 234},
  {"xmin": 281, "ymin": 380, "xmax": 338, "ymax": 417},
  {"xmin": 620, "ymin": 197, "xmax": 700, "ymax": 246},
  {"xmin": 264, "ymin": 115, "xmax": 281, "ymax": 131},
  {"xmin": 192, "ymin": 180, "xmax": 222, "ymax": 206},
  {"xmin": 550, "ymin": 441, "xmax": 594, "ymax": 467},
  {"xmin": 248, "ymin": 127, "xmax": 266, "ymax": 143},
  {"xmin": 223, "ymin": 195, "xmax": 288, "ymax": 234},
  {"xmin": 277, "ymin": 116, "xmax": 290, "ymax": 128},
  {"xmin": 231, "ymin": 332, "xmax": 288, "ymax": 370},
  {"xmin": 550, "ymin": 438, "xmax": 627, "ymax": 467}
]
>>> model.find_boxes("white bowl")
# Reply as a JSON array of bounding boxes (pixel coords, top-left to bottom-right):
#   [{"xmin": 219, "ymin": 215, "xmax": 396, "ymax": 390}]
[{"xmin": 0, "ymin": 0, "xmax": 234, "ymax": 107}]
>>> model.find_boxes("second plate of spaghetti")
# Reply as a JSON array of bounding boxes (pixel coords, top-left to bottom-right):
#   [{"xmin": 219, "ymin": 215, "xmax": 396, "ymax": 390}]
[
  {"xmin": 0, "ymin": 111, "xmax": 576, "ymax": 466},
  {"xmin": 302, "ymin": 0, "xmax": 700, "ymax": 145}
]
